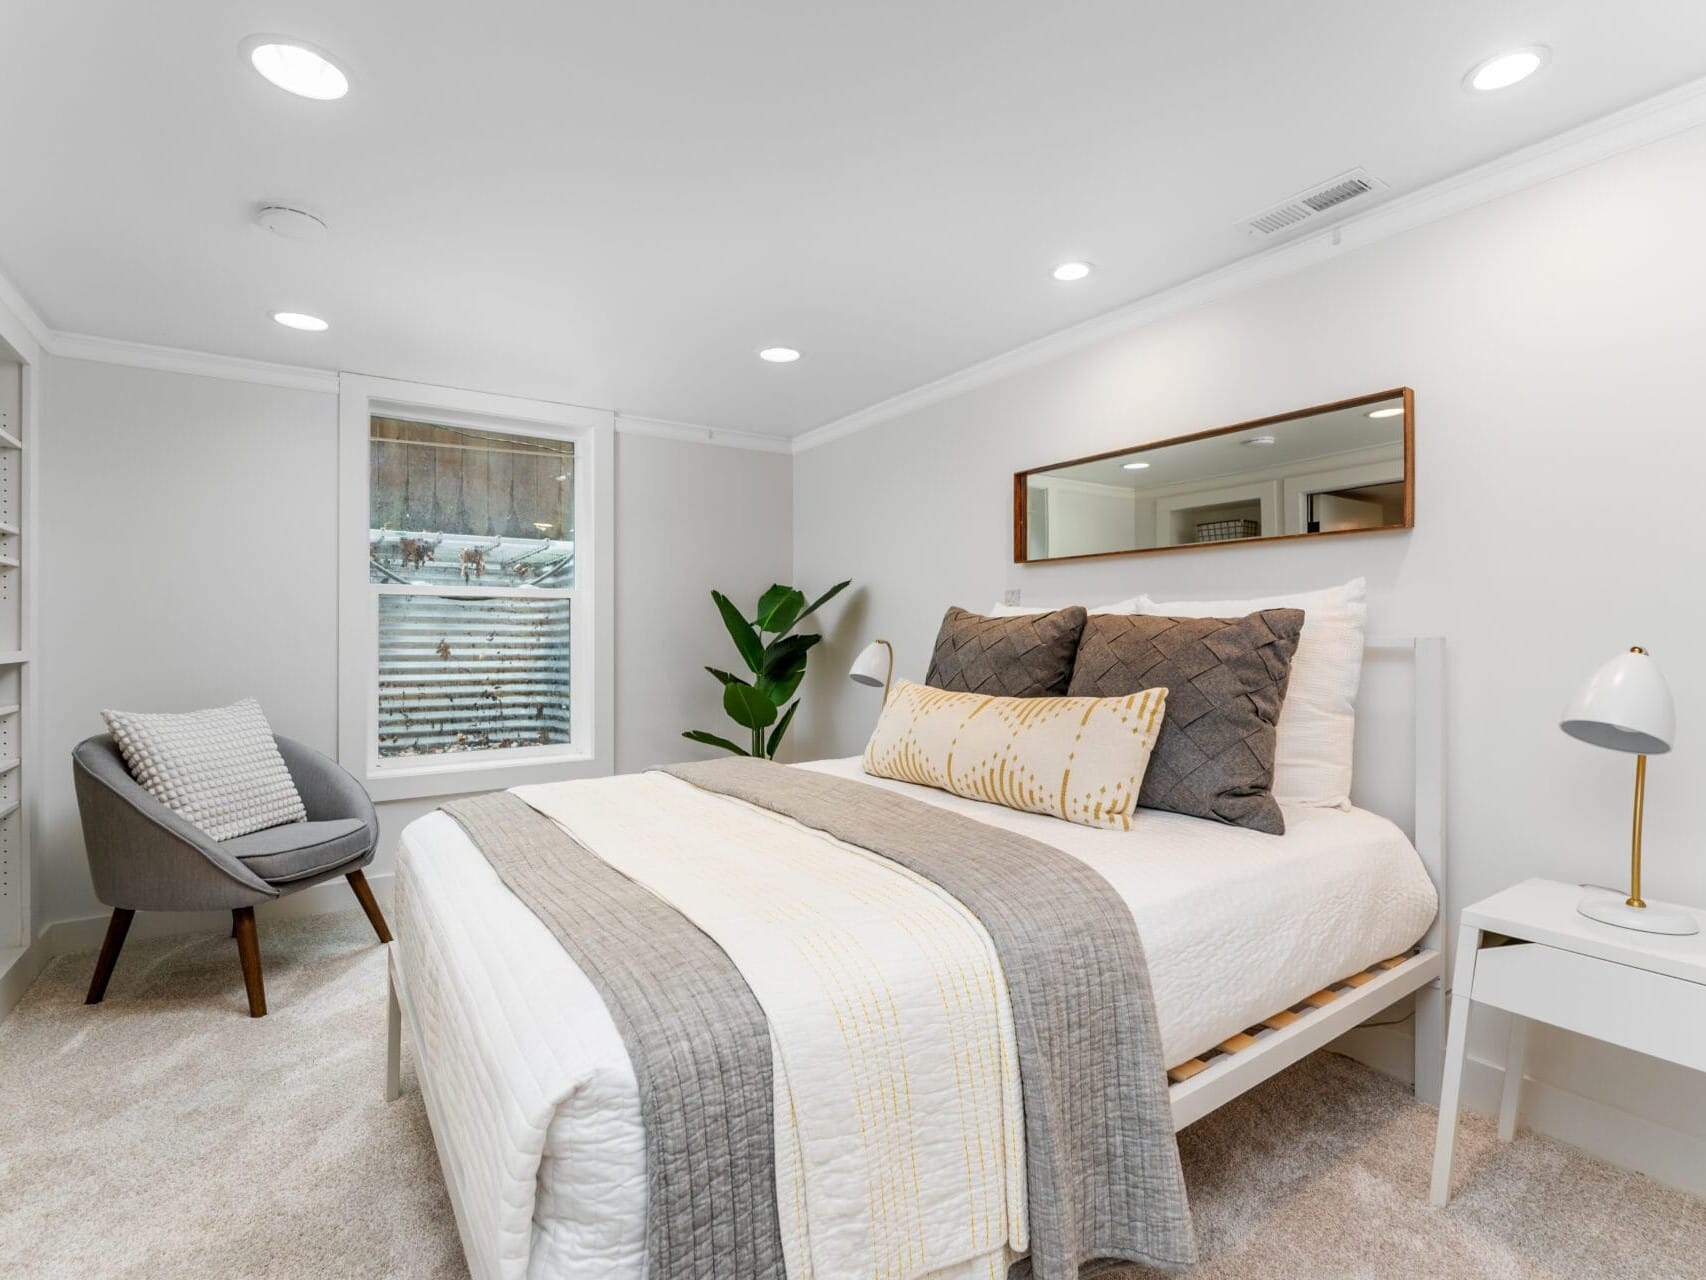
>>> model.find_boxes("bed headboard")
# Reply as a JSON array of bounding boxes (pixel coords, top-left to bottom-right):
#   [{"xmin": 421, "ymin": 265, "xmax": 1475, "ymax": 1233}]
[{"xmin": 1353, "ymin": 636, "xmax": 1445, "ymax": 959}]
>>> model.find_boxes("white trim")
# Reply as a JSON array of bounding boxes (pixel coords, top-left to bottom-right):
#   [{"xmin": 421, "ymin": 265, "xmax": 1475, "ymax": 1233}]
[
  {"xmin": 793, "ymin": 74, "xmax": 1706, "ymax": 453},
  {"xmin": 337, "ymin": 374, "xmax": 616, "ymax": 802},
  {"xmin": 614, "ymin": 412, "xmax": 793, "ymax": 454},
  {"xmin": 0, "ymin": 276, "xmax": 47, "ymax": 364},
  {"xmin": 48, "ymin": 331, "xmax": 339, "ymax": 394}
]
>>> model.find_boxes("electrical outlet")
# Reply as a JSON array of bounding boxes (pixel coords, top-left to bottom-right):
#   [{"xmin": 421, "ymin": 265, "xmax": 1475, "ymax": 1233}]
[{"xmin": 1002, "ymin": 589, "xmax": 1021, "ymax": 606}]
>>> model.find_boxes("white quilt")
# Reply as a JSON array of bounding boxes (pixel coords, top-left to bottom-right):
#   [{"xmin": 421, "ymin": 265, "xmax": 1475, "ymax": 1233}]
[
  {"xmin": 394, "ymin": 759, "xmax": 1436, "ymax": 1279},
  {"xmin": 512, "ymin": 773, "xmax": 1027, "ymax": 1280}
]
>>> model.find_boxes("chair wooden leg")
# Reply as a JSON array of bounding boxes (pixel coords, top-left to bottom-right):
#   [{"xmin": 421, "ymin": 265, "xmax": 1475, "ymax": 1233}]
[
  {"xmin": 85, "ymin": 908, "xmax": 135, "ymax": 1005},
  {"xmin": 346, "ymin": 870, "xmax": 393, "ymax": 944},
  {"xmin": 232, "ymin": 908, "xmax": 267, "ymax": 1018}
]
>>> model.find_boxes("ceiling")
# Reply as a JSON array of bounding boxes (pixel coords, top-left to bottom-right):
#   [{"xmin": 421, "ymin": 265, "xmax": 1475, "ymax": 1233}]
[{"xmin": 3, "ymin": 2, "xmax": 1704, "ymax": 439}]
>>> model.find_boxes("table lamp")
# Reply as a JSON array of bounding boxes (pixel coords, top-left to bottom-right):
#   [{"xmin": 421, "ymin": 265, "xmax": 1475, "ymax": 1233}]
[
  {"xmin": 849, "ymin": 639, "xmax": 893, "ymax": 704},
  {"xmin": 1560, "ymin": 646, "xmax": 1696, "ymax": 935}
]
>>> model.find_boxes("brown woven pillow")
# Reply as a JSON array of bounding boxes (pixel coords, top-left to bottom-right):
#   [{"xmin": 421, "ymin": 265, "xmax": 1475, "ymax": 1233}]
[
  {"xmin": 925, "ymin": 606, "xmax": 1088, "ymax": 698},
  {"xmin": 1067, "ymin": 609, "xmax": 1304, "ymax": 834}
]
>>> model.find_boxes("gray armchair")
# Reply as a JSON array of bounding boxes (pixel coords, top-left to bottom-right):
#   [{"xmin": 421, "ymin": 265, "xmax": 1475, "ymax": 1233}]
[{"xmin": 72, "ymin": 733, "xmax": 390, "ymax": 1017}]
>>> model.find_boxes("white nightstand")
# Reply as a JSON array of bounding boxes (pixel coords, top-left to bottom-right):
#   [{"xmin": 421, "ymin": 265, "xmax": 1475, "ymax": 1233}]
[{"xmin": 1430, "ymin": 878, "xmax": 1706, "ymax": 1206}]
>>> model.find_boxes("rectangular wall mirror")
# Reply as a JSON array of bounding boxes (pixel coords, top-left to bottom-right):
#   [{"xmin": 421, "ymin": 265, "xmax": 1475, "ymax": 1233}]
[{"xmin": 1015, "ymin": 388, "xmax": 1412, "ymax": 563}]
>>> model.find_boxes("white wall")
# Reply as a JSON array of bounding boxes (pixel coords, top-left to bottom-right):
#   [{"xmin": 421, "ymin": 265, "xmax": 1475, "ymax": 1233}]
[
  {"xmin": 793, "ymin": 123, "xmax": 1706, "ymax": 1182},
  {"xmin": 35, "ymin": 357, "xmax": 792, "ymax": 931}
]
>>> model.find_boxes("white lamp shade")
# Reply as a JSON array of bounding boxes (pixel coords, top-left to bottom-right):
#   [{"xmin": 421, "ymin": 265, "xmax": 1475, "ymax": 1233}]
[
  {"xmin": 1560, "ymin": 649, "xmax": 1675, "ymax": 755},
  {"xmin": 849, "ymin": 640, "xmax": 890, "ymax": 688}
]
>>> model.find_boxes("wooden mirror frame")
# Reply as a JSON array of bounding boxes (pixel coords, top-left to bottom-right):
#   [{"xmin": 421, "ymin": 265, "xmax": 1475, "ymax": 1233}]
[{"xmin": 1013, "ymin": 387, "xmax": 1414, "ymax": 564}]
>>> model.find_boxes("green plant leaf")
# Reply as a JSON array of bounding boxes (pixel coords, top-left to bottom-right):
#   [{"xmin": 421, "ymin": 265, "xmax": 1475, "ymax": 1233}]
[
  {"xmin": 762, "ymin": 633, "xmax": 821, "ymax": 679},
  {"xmin": 796, "ymin": 579, "xmax": 851, "ymax": 624},
  {"xmin": 712, "ymin": 591, "xmax": 764, "ymax": 673},
  {"xmin": 766, "ymin": 701, "xmax": 800, "ymax": 759},
  {"xmin": 704, "ymin": 666, "xmax": 744, "ymax": 687},
  {"xmin": 723, "ymin": 681, "xmax": 779, "ymax": 730},
  {"xmin": 682, "ymin": 729, "xmax": 750, "ymax": 756},
  {"xmin": 754, "ymin": 585, "xmax": 808, "ymax": 635},
  {"xmin": 756, "ymin": 666, "xmax": 806, "ymax": 707}
]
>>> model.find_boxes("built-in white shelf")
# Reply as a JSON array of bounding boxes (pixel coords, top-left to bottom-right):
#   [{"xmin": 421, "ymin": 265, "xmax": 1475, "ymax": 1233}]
[
  {"xmin": 0, "ymin": 800, "xmax": 20, "ymax": 822},
  {"xmin": 0, "ymin": 429, "xmax": 21, "ymax": 450},
  {"xmin": 0, "ymin": 705, "xmax": 18, "ymax": 718},
  {"xmin": 0, "ymin": 653, "xmax": 27, "ymax": 665},
  {"xmin": 0, "ymin": 523, "xmax": 18, "ymax": 536},
  {"xmin": 0, "ymin": 759, "xmax": 20, "ymax": 776},
  {"xmin": 0, "ymin": 556, "xmax": 18, "ymax": 569}
]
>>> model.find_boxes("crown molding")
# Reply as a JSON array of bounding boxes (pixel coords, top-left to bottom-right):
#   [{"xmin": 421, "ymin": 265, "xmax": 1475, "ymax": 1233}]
[
  {"xmin": 614, "ymin": 412, "xmax": 793, "ymax": 454},
  {"xmin": 793, "ymin": 74, "xmax": 1706, "ymax": 454},
  {"xmin": 47, "ymin": 330, "xmax": 340, "ymax": 393},
  {"xmin": 0, "ymin": 268, "xmax": 50, "ymax": 363}
]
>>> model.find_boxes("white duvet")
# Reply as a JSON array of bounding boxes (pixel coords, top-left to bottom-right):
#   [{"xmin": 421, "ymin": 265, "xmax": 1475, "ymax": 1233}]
[{"xmin": 394, "ymin": 758, "xmax": 1436, "ymax": 1280}]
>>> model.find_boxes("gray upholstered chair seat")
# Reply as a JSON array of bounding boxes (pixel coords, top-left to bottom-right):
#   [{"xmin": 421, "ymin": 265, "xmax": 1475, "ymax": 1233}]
[
  {"xmin": 74, "ymin": 730, "xmax": 391, "ymax": 1017},
  {"xmin": 222, "ymin": 818, "xmax": 371, "ymax": 883}
]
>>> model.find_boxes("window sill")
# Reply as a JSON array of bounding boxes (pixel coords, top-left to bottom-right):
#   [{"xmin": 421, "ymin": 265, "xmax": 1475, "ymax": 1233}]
[{"xmin": 360, "ymin": 749, "xmax": 606, "ymax": 803}]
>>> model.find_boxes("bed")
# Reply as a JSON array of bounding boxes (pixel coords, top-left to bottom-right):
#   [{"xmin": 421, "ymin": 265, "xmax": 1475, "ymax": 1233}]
[{"xmin": 385, "ymin": 637, "xmax": 1447, "ymax": 1280}]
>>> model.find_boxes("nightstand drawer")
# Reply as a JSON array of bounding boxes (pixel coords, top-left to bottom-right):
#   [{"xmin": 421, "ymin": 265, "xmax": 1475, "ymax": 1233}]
[{"xmin": 1472, "ymin": 942, "xmax": 1706, "ymax": 1071}]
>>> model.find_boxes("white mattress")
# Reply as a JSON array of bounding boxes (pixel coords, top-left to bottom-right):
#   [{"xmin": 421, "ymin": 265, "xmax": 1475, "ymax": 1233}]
[{"xmin": 395, "ymin": 759, "xmax": 1436, "ymax": 1280}]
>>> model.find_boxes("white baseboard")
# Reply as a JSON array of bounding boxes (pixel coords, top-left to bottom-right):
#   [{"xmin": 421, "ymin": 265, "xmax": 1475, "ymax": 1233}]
[
  {"xmin": 0, "ymin": 938, "xmax": 50, "ymax": 1021},
  {"xmin": 1332, "ymin": 1018, "xmax": 1706, "ymax": 1198},
  {"xmin": 0, "ymin": 873, "xmax": 396, "ymax": 1022}
]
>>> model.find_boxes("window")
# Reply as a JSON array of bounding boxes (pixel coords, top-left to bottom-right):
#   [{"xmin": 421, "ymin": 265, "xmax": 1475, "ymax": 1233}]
[{"xmin": 338, "ymin": 377, "xmax": 612, "ymax": 800}]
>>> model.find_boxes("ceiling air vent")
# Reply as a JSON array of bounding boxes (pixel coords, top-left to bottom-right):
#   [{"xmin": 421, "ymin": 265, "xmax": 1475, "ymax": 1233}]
[{"xmin": 1240, "ymin": 168, "xmax": 1388, "ymax": 238}]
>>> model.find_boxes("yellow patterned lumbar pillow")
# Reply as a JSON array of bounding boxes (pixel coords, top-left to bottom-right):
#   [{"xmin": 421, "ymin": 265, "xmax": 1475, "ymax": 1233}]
[{"xmin": 862, "ymin": 679, "xmax": 1169, "ymax": 830}]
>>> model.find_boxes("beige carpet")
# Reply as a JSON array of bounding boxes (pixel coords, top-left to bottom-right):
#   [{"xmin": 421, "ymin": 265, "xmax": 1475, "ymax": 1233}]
[{"xmin": 3, "ymin": 913, "xmax": 1703, "ymax": 1279}]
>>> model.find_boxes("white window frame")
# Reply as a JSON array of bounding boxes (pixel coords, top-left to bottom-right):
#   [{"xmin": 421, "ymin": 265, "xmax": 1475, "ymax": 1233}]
[{"xmin": 337, "ymin": 374, "xmax": 614, "ymax": 801}]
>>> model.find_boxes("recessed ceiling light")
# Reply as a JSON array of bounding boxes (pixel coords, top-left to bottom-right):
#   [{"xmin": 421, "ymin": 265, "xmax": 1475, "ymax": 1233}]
[
  {"xmin": 1244, "ymin": 435, "xmax": 1277, "ymax": 447},
  {"xmin": 255, "ymin": 204, "xmax": 329, "ymax": 242},
  {"xmin": 1367, "ymin": 406, "xmax": 1405, "ymax": 419},
  {"xmin": 272, "ymin": 311, "xmax": 329, "ymax": 332},
  {"xmin": 244, "ymin": 37, "xmax": 350, "ymax": 100},
  {"xmin": 1052, "ymin": 262, "xmax": 1093, "ymax": 282},
  {"xmin": 1122, "ymin": 461, "xmax": 1151, "ymax": 470},
  {"xmin": 758, "ymin": 347, "xmax": 800, "ymax": 363},
  {"xmin": 1465, "ymin": 46, "xmax": 1547, "ymax": 93}
]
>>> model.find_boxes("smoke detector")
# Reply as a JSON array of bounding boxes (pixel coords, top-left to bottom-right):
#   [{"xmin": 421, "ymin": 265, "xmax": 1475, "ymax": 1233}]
[
  {"xmin": 254, "ymin": 204, "xmax": 328, "ymax": 242},
  {"xmin": 1239, "ymin": 168, "xmax": 1387, "ymax": 239}
]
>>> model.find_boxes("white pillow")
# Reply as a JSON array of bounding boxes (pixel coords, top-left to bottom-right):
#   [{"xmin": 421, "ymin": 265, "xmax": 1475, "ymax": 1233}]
[
  {"xmin": 1132, "ymin": 578, "xmax": 1367, "ymax": 810},
  {"xmin": 102, "ymin": 698, "xmax": 307, "ymax": 841},
  {"xmin": 986, "ymin": 599, "xmax": 1140, "ymax": 617}
]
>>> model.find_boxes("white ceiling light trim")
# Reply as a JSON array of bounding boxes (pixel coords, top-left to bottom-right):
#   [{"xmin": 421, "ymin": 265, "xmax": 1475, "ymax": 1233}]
[
  {"xmin": 1466, "ymin": 47, "xmax": 1549, "ymax": 93},
  {"xmin": 1052, "ymin": 262, "xmax": 1093, "ymax": 282},
  {"xmin": 1121, "ymin": 460, "xmax": 1150, "ymax": 470},
  {"xmin": 272, "ymin": 311, "xmax": 329, "ymax": 332},
  {"xmin": 794, "ymin": 73, "xmax": 1706, "ymax": 453},
  {"xmin": 244, "ymin": 36, "xmax": 350, "ymax": 100},
  {"xmin": 758, "ymin": 346, "xmax": 801, "ymax": 363},
  {"xmin": 1366, "ymin": 406, "xmax": 1404, "ymax": 419},
  {"xmin": 255, "ymin": 205, "xmax": 329, "ymax": 242}
]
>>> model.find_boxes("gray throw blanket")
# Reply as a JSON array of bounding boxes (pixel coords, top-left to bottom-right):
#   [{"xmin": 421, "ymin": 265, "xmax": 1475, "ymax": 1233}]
[
  {"xmin": 441, "ymin": 792, "xmax": 786, "ymax": 1280},
  {"xmin": 665, "ymin": 759, "xmax": 1194, "ymax": 1277}
]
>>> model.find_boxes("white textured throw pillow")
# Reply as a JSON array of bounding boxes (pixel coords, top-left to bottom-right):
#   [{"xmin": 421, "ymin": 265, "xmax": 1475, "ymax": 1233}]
[
  {"xmin": 1133, "ymin": 578, "xmax": 1367, "ymax": 810},
  {"xmin": 102, "ymin": 699, "xmax": 307, "ymax": 841}
]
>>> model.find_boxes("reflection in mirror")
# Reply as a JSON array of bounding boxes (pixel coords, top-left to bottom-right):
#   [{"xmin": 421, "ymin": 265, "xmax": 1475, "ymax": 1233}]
[{"xmin": 1016, "ymin": 389, "xmax": 1410, "ymax": 562}]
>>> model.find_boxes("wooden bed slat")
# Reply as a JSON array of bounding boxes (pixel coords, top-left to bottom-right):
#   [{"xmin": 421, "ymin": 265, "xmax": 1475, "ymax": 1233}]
[
  {"xmin": 1343, "ymin": 971, "xmax": 1376, "ymax": 987},
  {"xmin": 1303, "ymin": 988, "xmax": 1341, "ymax": 1008},
  {"xmin": 1168, "ymin": 1059, "xmax": 1210, "ymax": 1083},
  {"xmin": 1218, "ymin": 1032, "xmax": 1259, "ymax": 1053},
  {"xmin": 1262, "ymin": 1010, "xmax": 1300, "ymax": 1030},
  {"xmin": 1377, "ymin": 955, "xmax": 1408, "ymax": 969}
]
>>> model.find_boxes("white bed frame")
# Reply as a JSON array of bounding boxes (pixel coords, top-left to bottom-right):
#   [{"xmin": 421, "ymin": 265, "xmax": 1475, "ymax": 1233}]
[{"xmin": 385, "ymin": 635, "xmax": 1447, "ymax": 1265}]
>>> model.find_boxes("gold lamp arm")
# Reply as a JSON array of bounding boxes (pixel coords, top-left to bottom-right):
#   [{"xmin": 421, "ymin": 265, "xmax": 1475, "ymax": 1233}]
[{"xmin": 1628, "ymin": 753, "xmax": 1647, "ymax": 909}]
